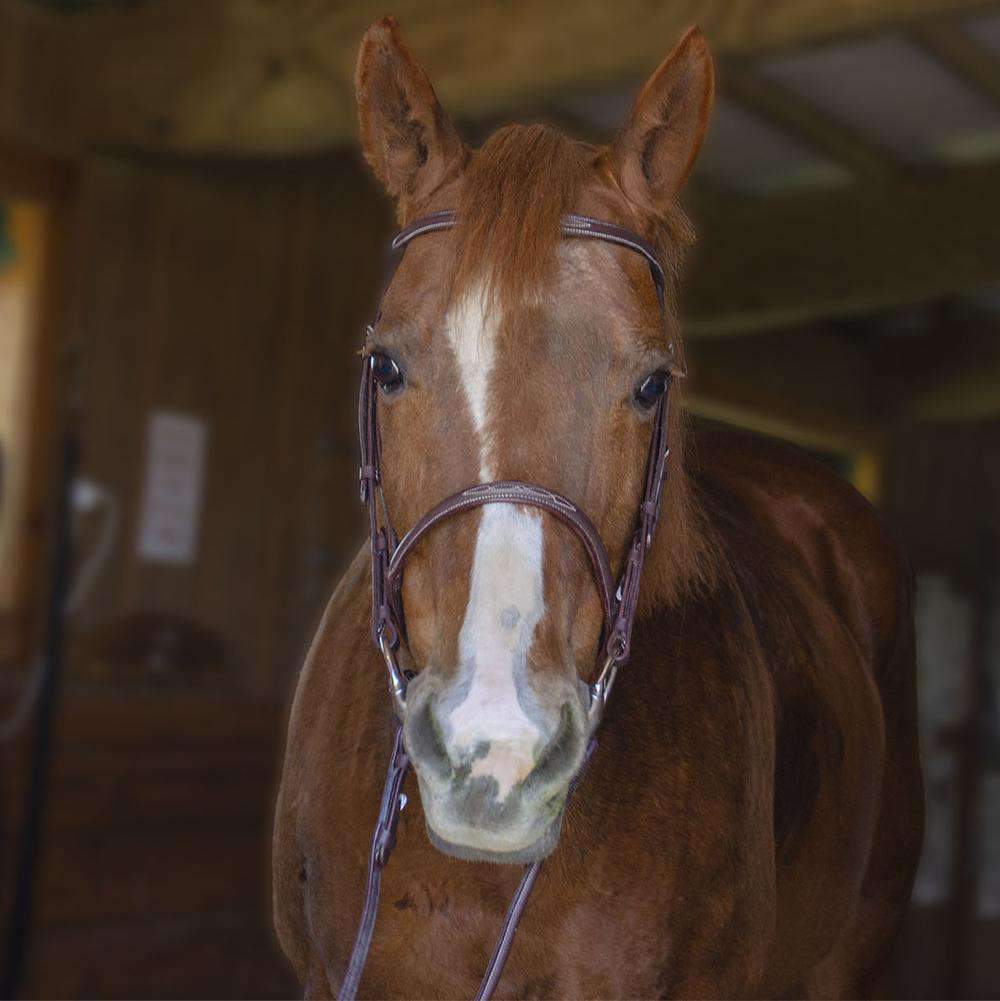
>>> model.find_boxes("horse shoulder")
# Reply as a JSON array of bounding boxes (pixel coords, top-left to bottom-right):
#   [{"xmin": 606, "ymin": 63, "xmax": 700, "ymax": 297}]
[
  {"xmin": 690, "ymin": 429, "xmax": 911, "ymax": 671},
  {"xmin": 684, "ymin": 430, "xmax": 920, "ymax": 992},
  {"xmin": 273, "ymin": 543, "xmax": 388, "ymax": 993}
]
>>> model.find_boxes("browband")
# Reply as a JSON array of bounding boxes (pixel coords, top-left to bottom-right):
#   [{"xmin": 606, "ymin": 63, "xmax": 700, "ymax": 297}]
[{"xmin": 389, "ymin": 209, "xmax": 667, "ymax": 310}]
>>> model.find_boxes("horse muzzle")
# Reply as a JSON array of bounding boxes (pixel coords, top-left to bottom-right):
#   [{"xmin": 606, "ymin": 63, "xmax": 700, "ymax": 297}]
[{"xmin": 401, "ymin": 674, "xmax": 589, "ymax": 862}]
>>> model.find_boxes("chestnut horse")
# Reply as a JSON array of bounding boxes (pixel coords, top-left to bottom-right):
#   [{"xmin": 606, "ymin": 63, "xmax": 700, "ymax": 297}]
[{"xmin": 273, "ymin": 18, "xmax": 923, "ymax": 999}]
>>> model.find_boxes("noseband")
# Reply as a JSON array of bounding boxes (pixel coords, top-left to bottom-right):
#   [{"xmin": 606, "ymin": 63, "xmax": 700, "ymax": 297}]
[{"xmin": 342, "ymin": 210, "xmax": 680, "ymax": 1001}]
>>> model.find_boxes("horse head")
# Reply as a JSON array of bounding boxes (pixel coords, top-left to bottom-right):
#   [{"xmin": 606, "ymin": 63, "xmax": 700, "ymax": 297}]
[{"xmin": 355, "ymin": 16, "xmax": 714, "ymax": 863}]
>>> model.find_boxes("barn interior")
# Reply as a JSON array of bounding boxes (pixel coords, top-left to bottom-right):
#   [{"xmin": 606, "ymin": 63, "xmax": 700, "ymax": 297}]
[{"xmin": 1, "ymin": 0, "xmax": 999, "ymax": 997}]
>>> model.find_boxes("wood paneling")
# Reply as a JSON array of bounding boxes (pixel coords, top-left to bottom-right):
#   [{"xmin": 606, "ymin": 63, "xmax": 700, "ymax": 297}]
[
  {"xmin": 686, "ymin": 328, "xmax": 881, "ymax": 453},
  {"xmin": 0, "ymin": 141, "xmax": 74, "ymax": 203},
  {"xmin": 883, "ymin": 420, "xmax": 1000, "ymax": 581},
  {"xmin": 21, "ymin": 691, "xmax": 296, "ymax": 999},
  {"xmin": 719, "ymin": 61, "xmax": 897, "ymax": 181},
  {"xmin": 70, "ymin": 152, "xmax": 390, "ymax": 698},
  {"xmin": 5, "ymin": 154, "xmax": 391, "ymax": 997},
  {"xmin": 37, "ymin": 829, "xmax": 267, "ymax": 925},
  {"xmin": 28, "ymin": 911, "xmax": 295, "ymax": 1000},
  {"xmin": 881, "ymin": 427, "xmax": 1000, "ymax": 1000},
  {"xmin": 0, "ymin": 2, "xmax": 79, "ymax": 156}
]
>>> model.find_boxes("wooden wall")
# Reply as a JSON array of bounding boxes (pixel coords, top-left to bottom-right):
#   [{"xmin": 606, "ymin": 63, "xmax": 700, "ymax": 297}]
[
  {"xmin": 883, "ymin": 420, "xmax": 1000, "ymax": 1000},
  {"xmin": 69, "ymin": 152, "xmax": 391, "ymax": 697},
  {"xmin": 12, "ymin": 150, "xmax": 394, "ymax": 998}
]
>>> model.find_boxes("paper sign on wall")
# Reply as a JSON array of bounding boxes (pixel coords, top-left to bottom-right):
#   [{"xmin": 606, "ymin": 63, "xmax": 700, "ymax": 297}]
[{"xmin": 136, "ymin": 411, "xmax": 208, "ymax": 566}]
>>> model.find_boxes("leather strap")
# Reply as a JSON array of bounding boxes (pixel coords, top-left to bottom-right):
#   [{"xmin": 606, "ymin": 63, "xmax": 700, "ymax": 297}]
[
  {"xmin": 339, "ymin": 729, "xmax": 598, "ymax": 1001},
  {"xmin": 473, "ymin": 865, "xmax": 541, "ymax": 1001},
  {"xmin": 472, "ymin": 737, "xmax": 597, "ymax": 1000},
  {"xmin": 337, "ymin": 727, "xmax": 410, "ymax": 1001},
  {"xmin": 391, "ymin": 209, "xmax": 460, "ymax": 251},
  {"xmin": 385, "ymin": 210, "xmax": 666, "ymax": 312},
  {"xmin": 612, "ymin": 381, "xmax": 672, "ymax": 663},
  {"xmin": 385, "ymin": 481, "xmax": 619, "ymax": 648},
  {"xmin": 360, "ymin": 209, "xmax": 675, "ymax": 663},
  {"xmin": 559, "ymin": 213, "xmax": 666, "ymax": 310}
]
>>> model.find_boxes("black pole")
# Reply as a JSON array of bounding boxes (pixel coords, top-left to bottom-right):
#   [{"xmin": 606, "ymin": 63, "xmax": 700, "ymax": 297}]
[{"xmin": 2, "ymin": 433, "xmax": 78, "ymax": 998}]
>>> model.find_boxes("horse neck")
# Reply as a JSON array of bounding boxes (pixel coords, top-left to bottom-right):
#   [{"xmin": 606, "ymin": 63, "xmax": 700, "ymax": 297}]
[{"xmin": 637, "ymin": 401, "xmax": 717, "ymax": 615}]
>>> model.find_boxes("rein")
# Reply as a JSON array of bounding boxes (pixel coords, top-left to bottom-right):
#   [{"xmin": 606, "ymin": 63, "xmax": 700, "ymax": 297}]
[{"xmin": 341, "ymin": 211, "xmax": 679, "ymax": 1000}]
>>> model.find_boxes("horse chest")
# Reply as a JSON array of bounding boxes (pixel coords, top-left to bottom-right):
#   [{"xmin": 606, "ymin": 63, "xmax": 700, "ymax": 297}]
[
  {"xmin": 315, "ymin": 745, "xmax": 758, "ymax": 998},
  {"xmin": 332, "ymin": 859, "xmax": 675, "ymax": 999}
]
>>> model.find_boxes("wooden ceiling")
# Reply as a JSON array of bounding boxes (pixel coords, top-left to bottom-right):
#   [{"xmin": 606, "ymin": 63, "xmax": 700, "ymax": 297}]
[
  {"xmin": 1, "ymin": 0, "xmax": 997, "ymax": 156},
  {"xmin": 3, "ymin": 0, "xmax": 1000, "ymax": 437}
]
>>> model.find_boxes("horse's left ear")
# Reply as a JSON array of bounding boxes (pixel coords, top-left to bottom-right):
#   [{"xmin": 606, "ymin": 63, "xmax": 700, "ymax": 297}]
[
  {"xmin": 607, "ymin": 27, "xmax": 715, "ymax": 210},
  {"xmin": 355, "ymin": 17, "xmax": 466, "ymax": 216}
]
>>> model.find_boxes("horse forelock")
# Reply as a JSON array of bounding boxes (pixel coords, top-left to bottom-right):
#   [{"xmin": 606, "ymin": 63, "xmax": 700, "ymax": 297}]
[{"xmin": 451, "ymin": 124, "xmax": 590, "ymax": 312}]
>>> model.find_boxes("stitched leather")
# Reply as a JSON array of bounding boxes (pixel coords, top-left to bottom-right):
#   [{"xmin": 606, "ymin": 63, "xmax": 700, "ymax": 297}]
[
  {"xmin": 385, "ymin": 480, "xmax": 619, "ymax": 646},
  {"xmin": 336, "ymin": 728, "xmax": 410, "ymax": 1001}
]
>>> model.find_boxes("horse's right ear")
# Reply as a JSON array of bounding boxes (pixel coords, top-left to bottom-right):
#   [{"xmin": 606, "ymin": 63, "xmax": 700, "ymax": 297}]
[
  {"xmin": 355, "ymin": 17, "xmax": 465, "ymax": 215},
  {"xmin": 606, "ymin": 27, "xmax": 714, "ymax": 212}
]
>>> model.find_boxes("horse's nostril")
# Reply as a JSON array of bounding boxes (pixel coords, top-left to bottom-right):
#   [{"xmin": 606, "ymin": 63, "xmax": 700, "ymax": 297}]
[
  {"xmin": 406, "ymin": 699, "xmax": 452, "ymax": 781},
  {"xmin": 525, "ymin": 704, "xmax": 579, "ymax": 791},
  {"xmin": 407, "ymin": 693, "xmax": 584, "ymax": 802}
]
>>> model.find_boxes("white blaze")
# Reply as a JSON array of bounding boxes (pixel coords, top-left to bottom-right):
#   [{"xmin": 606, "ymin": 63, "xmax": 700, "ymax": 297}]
[{"xmin": 442, "ymin": 284, "xmax": 545, "ymax": 799}]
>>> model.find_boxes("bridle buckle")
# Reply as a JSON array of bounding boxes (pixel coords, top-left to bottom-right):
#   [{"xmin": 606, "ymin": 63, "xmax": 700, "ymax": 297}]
[{"xmin": 377, "ymin": 625, "xmax": 409, "ymax": 719}]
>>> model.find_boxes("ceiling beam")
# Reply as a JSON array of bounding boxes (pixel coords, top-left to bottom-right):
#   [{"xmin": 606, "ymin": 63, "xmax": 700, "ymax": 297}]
[
  {"xmin": 3, "ymin": 0, "xmax": 1000, "ymax": 155},
  {"xmin": 907, "ymin": 353, "xmax": 1000, "ymax": 421},
  {"xmin": 686, "ymin": 388, "xmax": 880, "ymax": 455},
  {"xmin": 909, "ymin": 18, "xmax": 1000, "ymax": 109},
  {"xmin": 893, "ymin": 313, "xmax": 1000, "ymax": 421},
  {"xmin": 685, "ymin": 329, "xmax": 881, "ymax": 453},
  {"xmin": 719, "ymin": 62, "xmax": 898, "ymax": 182},
  {"xmin": 684, "ymin": 161, "xmax": 1000, "ymax": 337}
]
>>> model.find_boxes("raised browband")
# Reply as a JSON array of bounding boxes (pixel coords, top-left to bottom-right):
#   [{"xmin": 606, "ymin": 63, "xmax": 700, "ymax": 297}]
[{"xmin": 388, "ymin": 209, "xmax": 666, "ymax": 310}]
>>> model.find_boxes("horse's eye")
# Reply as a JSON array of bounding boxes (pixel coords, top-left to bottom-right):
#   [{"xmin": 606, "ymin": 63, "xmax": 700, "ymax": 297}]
[
  {"xmin": 370, "ymin": 352, "xmax": 404, "ymax": 394},
  {"xmin": 634, "ymin": 369, "xmax": 668, "ymax": 410}
]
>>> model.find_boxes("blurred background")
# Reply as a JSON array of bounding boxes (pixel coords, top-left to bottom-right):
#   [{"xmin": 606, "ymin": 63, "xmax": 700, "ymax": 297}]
[{"xmin": 1, "ymin": 0, "xmax": 999, "ymax": 997}]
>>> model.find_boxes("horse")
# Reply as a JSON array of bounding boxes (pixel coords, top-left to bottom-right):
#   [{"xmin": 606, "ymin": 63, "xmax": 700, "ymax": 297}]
[{"xmin": 272, "ymin": 17, "xmax": 924, "ymax": 999}]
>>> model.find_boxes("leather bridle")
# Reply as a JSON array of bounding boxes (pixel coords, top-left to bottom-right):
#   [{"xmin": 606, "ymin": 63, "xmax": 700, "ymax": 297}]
[{"xmin": 341, "ymin": 210, "xmax": 680, "ymax": 1001}]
